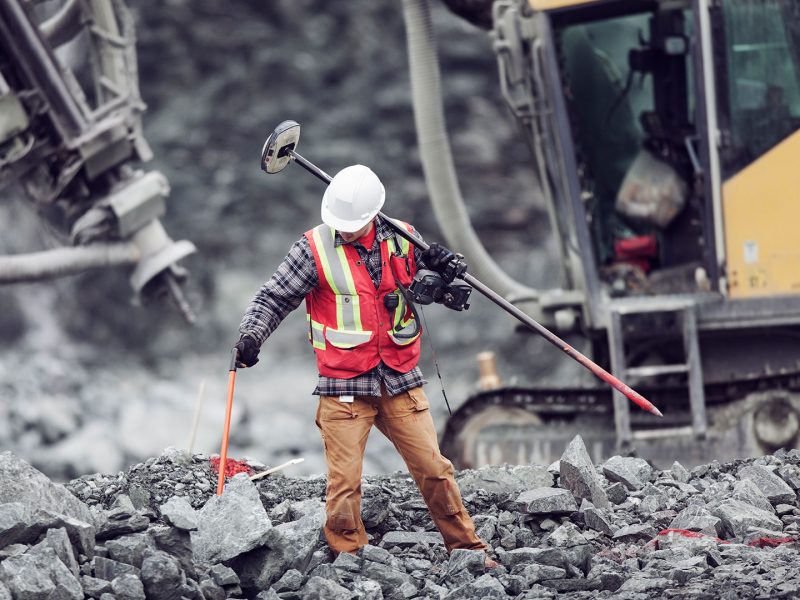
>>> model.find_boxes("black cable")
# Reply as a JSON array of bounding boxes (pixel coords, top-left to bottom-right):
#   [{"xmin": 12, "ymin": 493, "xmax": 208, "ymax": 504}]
[{"xmin": 419, "ymin": 304, "xmax": 452, "ymax": 416}]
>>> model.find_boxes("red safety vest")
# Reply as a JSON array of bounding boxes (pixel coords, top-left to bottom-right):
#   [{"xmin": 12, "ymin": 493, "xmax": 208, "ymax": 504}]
[{"xmin": 304, "ymin": 220, "xmax": 421, "ymax": 379}]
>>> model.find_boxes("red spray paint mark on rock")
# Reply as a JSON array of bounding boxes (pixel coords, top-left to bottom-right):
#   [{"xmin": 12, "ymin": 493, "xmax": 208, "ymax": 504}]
[
  {"xmin": 653, "ymin": 529, "xmax": 730, "ymax": 550},
  {"xmin": 210, "ymin": 456, "xmax": 254, "ymax": 478},
  {"xmin": 656, "ymin": 528, "xmax": 729, "ymax": 544},
  {"xmin": 655, "ymin": 529, "xmax": 798, "ymax": 549}
]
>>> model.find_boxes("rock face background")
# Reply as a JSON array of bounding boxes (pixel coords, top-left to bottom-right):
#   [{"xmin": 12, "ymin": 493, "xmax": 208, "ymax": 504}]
[
  {"xmin": 0, "ymin": 0, "xmax": 575, "ymax": 479},
  {"xmin": 5, "ymin": 438, "xmax": 800, "ymax": 599}
]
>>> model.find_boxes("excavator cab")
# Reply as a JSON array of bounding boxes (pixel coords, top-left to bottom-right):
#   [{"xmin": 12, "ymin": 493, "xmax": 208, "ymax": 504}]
[
  {"xmin": 558, "ymin": 5, "xmax": 702, "ymax": 292},
  {"xmin": 549, "ymin": 0, "xmax": 800, "ymax": 300},
  {"xmin": 431, "ymin": 0, "xmax": 800, "ymax": 468}
]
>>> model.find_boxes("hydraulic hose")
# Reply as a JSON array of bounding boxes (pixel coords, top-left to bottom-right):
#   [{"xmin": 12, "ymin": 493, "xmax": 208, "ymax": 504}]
[
  {"xmin": 0, "ymin": 243, "xmax": 139, "ymax": 283},
  {"xmin": 401, "ymin": 0, "xmax": 538, "ymax": 302}
]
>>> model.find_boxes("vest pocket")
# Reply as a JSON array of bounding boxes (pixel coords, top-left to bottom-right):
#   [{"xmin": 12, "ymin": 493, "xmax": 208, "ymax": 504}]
[{"xmin": 324, "ymin": 328, "xmax": 373, "ymax": 349}]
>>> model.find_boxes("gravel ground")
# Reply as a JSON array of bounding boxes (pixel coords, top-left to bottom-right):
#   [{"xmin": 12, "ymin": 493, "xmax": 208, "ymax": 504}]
[{"xmin": 0, "ymin": 439, "xmax": 782, "ymax": 598}]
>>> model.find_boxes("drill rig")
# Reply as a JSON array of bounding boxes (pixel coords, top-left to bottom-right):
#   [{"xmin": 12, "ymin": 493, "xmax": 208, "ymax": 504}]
[
  {"xmin": 407, "ymin": 0, "xmax": 800, "ymax": 467},
  {"xmin": 0, "ymin": 0, "xmax": 195, "ymax": 322}
]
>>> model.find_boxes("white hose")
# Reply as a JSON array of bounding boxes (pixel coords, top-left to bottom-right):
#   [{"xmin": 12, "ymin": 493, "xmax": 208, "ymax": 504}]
[
  {"xmin": 401, "ymin": 0, "xmax": 537, "ymax": 301},
  {"xmin": 0, "ymin": 243, "xmax": 139, "ymax": 283}
]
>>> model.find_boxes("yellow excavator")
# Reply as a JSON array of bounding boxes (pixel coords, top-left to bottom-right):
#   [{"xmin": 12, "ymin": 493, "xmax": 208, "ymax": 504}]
[{"xmin": 403, "ymin": 0, "xmax": 800, "ymax": 468}]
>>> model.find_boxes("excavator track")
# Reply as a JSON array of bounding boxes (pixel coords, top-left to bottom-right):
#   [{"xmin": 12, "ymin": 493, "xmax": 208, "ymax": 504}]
[{"xmin": 441, "ymin": 371, "xmax": 800, "ymax": 469}]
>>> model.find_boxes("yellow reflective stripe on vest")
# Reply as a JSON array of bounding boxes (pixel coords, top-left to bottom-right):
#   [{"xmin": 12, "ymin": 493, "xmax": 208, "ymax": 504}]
[
  {"xmin": 310, "ymin": 319, "xmax": 326, "ymax": 350},
  {"xmin": 390, "ymin": 292, "xmax": 417, "ymax": 339},
  {"xmin": 312, "ymin": 226, "xmax": 342, "ymax": 295},
  {"xmin": 386, "ymin": 233, "xmax": 411, "ymax": 258},
  {"xmin": 399, "ymin": 233, "xmax": 410, "ymax": 256},
  {"xmin": 306, "ymin": 314, "xmax": 326, "ymax": 349},
  {"xmin": 386, "ymin": 224, "xmax": 416, "ymax": 335},
  {"xmin": 390, "ymin": 287, "xmax": 412, "ymax": 330},
  {"xmin": 332, "ymin": 254, "xmax": 362, "ymax": 332},
  {"xmin": 312, "ymin": 224, "xmax": 362, "ymax": 331}
]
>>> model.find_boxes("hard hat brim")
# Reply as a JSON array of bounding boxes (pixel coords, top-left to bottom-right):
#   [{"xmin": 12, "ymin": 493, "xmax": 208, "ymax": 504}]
[{"xmin": 321, "ymin": 200, "xmax": 384, "ymax": 233}]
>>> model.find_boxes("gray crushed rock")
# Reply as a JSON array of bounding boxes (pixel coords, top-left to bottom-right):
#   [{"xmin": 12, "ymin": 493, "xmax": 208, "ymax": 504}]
[{"xmin": 0, "ymin": 442, "xmax": 798, "ymax": 599}]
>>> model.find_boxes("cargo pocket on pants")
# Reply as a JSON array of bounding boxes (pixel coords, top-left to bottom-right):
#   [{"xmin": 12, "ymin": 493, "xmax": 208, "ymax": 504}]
[
  {"xmin": 422, "ymin": 476, "xmax": 462, "ymax": 518},
  {"xmin": 406, "ymin": 387, "xmax": 430, "ymax": 412}
]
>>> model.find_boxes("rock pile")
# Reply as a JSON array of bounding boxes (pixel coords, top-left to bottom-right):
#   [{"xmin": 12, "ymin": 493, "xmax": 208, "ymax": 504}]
[{"xmin": 3, "ymin": 437, "xmax": 800, "ymax": 599}]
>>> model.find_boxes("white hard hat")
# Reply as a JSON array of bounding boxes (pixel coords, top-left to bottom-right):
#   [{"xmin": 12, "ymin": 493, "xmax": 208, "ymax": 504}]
[{"xmin": 321, "ymin": 165, "xmax": 385, "ymax": 232}]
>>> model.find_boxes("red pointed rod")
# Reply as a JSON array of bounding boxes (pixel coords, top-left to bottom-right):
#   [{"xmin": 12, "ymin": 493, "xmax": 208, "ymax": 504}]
[
  {"xmin": 283, "ymin": 147, "xmax": 663, "ymax": 417},
  {"xmin": 563, "ymin": 344, "xmax": 663, "ymax": 417}
]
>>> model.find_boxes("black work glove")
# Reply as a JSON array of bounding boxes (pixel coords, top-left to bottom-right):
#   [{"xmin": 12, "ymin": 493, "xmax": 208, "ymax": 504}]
[
  {"xmin": 234, "ymin": 334, "xmax": 260, "ymax": 368},
  {"xmin": 422, "ymin": 243, "xmax": 456, "ymax": 273}
]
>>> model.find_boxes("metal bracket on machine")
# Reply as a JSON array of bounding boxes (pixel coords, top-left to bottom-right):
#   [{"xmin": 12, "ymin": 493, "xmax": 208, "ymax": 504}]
[
  {"xmin": 491, "ymin": 0, "xmax": 539, "ymax": 125},
  {"xmin": 129, "ymin": 219, "xmax": 196, "ymax": 296}
]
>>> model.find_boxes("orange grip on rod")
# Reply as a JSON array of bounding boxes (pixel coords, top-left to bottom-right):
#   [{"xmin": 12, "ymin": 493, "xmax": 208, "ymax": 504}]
[{"xmin": 216, "ymin": 349, "xmax": 238, "ymax": 495}]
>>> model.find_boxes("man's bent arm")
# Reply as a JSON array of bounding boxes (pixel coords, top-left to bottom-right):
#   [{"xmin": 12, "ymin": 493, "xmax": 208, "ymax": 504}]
[{"xmin": 238, "ymin": 237, "xmax": 318, "ymax": 345}]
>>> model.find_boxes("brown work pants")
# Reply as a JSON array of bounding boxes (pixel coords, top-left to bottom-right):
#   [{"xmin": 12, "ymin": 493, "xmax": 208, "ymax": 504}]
[{"xmin": 315, "ymin": 385, "xmax": 486, "ymax": 555}]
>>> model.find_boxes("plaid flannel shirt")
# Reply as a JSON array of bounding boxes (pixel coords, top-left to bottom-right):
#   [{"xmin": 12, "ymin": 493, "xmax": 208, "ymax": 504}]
[{"xmin": 239, "ymin": 216, "xmax": 428, "ymax": 397}]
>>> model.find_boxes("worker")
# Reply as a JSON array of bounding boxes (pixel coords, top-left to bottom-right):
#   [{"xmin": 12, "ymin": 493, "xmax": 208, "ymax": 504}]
[{"xmin": 235, "ymin": 164, "xmax": 496, "ymax": 566}]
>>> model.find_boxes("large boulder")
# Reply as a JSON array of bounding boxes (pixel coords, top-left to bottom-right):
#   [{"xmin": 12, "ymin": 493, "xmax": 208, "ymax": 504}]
[
  {"xmin": 0, "ymin": 503, "xmax": 32, "ymax": 548},
  {"xmin": 731, "ymin": 479, "xmax": 774, "ymax": 513},
  {"xmin": 0, "ymin": 452, "xmax": 94, "ymax": 525},
  {"xmin": 612, "ymin": 524, "xmax": 658, "ymax": 543},
  {"xmin": 710, "ymin": 499, "xmax": 783, "ymax": 539},
  {"xmin": 29, "ymin": 527, "xmax": 79, "ymax": 577},
  {"xmin": 0, "ymin": 547, "xmax": 82, "ymax": 600},
  {"xmin": 559, "ymin": 435, "xmax": 609, "ymax": 508},
  {"xmin": 584, "ymin": 507, "xmax": 618, "ymax": 536},
  {"xmin": 737, "ymin": 465, "xmax": 796, "ymax": 505},
  {"xmin": 228, "ymin": 508, "xmax": 325, "ymax": 594},
  {"xmin": 263, "ymin": 507, "xmax": 325, "ymax": 572},
  {"xmin": 191, "ymin": 474, "xmax": 272, "ymax": 563},
  {"xmin": 111, "ymin": 573, "xmax": 147, "ymax": 600},
  {"xmin": 29, "ymin": 509, "xmax": 95, "ymax": 558}
]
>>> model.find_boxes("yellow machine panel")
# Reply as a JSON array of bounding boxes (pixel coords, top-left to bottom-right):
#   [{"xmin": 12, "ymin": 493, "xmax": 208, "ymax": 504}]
[
  {"xmin": 529, "ymin": 0, "xmax": 603, "ymax": 10},
  {"xmin": 724, "ymin": 131, "xmax": 800, "ymax": 298}
]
